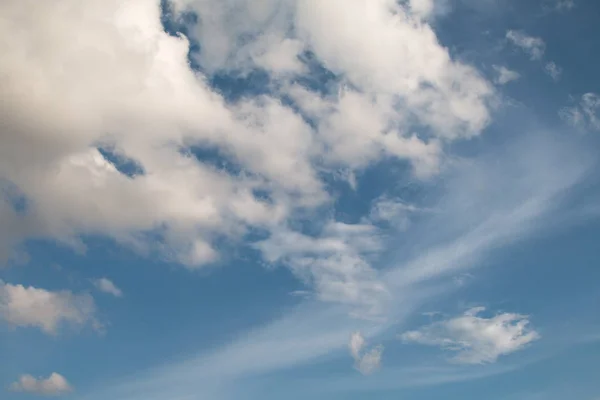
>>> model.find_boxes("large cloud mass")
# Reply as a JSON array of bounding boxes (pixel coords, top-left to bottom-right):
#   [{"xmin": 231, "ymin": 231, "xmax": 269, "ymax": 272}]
[{"xmin": 0, "ymin": 0, "xmax": 494, "ymax": 310}]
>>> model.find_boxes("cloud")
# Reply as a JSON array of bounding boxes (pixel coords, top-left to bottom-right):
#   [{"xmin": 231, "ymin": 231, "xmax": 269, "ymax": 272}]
[
  {"xmin": 542, "ymin": 0, "xmax": 575, "ymax": 12},
  {"xmin": 0, "ymin": 280, "xmax": 99, "ymax": 334},
  {"xmin": 255, "ymin": 222, "xmax": 388, "ymax": 317},
  {"xmin": 349, "ymin": 331, "xmax": 384, "ymax": 375},
  {"xmin": 506, "ymin": 30, "xmax": 546, "ymax": 60},
  {"xmin": 93, "ymin": 278, "xmax": 123, "ymax": 297},
  {"xmin": 544, "ymin": 62, "xmax": 562, "ymax": 81},
  {"xmin": 294, "ymin": 0, "xmax": 494, "ymax": 139},
  {"xmin": 349, "ymin": 331, "xmax": 366, "ymax": 360},
  {"xmin": 400, "ymin": 307, "xmax": 540, "ymax": 364},
  {"xmin": 10, "ymin": 373, "xmax": 73, "ymax": 396},
  {"xmin": 492, "ymin": 65, "xmax": 521, "ymax": 85},
  {"xmin": 560, "ymin": 93, "xmax": 600, "ymax": 131},
  {"xmin": 0, "ymin": 0, "xmax": 495, "ymax": 300},
  {"xmin": 368, "ymin": 196, "xmax": 435, "ymax": 231},
  {"xmin": 79, "ymin": 130, "xmax": 594, "ymax": 400}
]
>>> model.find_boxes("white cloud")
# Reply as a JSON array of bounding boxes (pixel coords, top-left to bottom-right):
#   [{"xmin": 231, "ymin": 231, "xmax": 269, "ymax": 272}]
[
  {"xmin": 0, "ymin": 280, "xmax": 99, "ymax": 334},
  {"xmin": 294, "ymin": 0, "xmax": 493, "ymax": 139},
  {"xmin": 0, "ymin": 0, "xmax": 299, "ymax": 268},
  {"xmin": 560, "ymin": 93, "xmax": 600, "ymax": 131},
  {"xmin": 492, "ymin": 65, "xmax": 520, "ymax": 85},
  {"xmin": 10, "ymin": 373, "xmax": 73, "ymax": 396},
  {"xmin": 93, "ymin": 278, "xmax": 123, "ymax": 297},
  {"xmin": 400, "ymin": 307, "xmax": 540, "ymax": 364},
  {"xmin": 407, "ymin": 0, "xmax": 452, "ymax": 20},
  {"xmin": 349, "ymin": 331, "xmax": 366, "ymax": 360},
  {"xmin": 544, "ymin": 62, "xmax": 562, "ymax": 81},
  {"xmin": 506, "ymin": 30, "xmax": 546, "ymax": 60},
  {"xmin": 349, "ymin": 332, "xmax": 384, "ymax": 375},
  {"xmin": 369, "ymin": 196, "xmax": 434, "ymax": 231},
  {"xmin": 81, "ymin": 132, "xmax": 594, "ymax": 400},
  {"xmin": 255, "ymin": 222, "xmax": 388, "ymax": 317},
  {"xmin": 0, "ymin": 0, "xmax": 494, "ymax": 291}
]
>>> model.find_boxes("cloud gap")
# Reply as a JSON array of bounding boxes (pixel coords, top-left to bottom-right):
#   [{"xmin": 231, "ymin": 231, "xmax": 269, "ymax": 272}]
[{"xmin": 97, "ymin": 147, "xmax": 145, "ymax": 178}]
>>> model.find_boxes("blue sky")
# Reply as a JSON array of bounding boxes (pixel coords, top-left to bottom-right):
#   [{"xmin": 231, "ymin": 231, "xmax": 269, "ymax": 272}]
[{"xmin": 1, "ymin": 0, "xmax": 600, "ymax": 399}]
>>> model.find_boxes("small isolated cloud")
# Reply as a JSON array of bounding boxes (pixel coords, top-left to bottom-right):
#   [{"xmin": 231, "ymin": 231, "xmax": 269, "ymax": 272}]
[
  {"xmin": 93, "ymin": 278, "xmax": 123, "ymax": 297},
  {"xmin": 545, "ymin": 62, "xmax": 563, "ymax": 81},
  {"xmin": 0, "ymin": 280, "xmax": 99, "ymax": 334},
  {"xmin": 399, "ymin": 307, "xmax": 540, "ymax": 364},
  {"xmin": 559, "ymin": 93, "xmax": 600, "ymax": 131},
  {"xmin": 492, "ymin": 65, "xmax": 521, "ymax": 85},
  {"xmin": 349, "ymin": 331, "xmax": 383, "ymax": 375},
  {"xmin": 506, "ymin": 30, "xmax": 546, "ymax": 60},
  {"xmin": 10, "ymin": 373, "xmax": 73, "ymax": 396}
]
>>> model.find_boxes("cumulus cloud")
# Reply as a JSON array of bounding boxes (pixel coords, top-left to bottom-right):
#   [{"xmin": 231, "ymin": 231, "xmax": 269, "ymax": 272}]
[
  {"xmin": 10, "ymin": 373, "xmax": 73, "ymax": 396},
  {"xmin": 0, "ymin": 0, "xmax": 494, "ymax": 307},
  {"xmin": 0, "ymin": 280, "xmax": 99, "ymax": 334},
  {"xmin": 544, "ymin": 62, "xmax": 563, "ymax": 81},
  {"xmin": 492, "ymin": 65, "xmax": 521, "ymax": 85},
  {"xmin": 506, "ymin": 30, "xmax": 546, "ymax": 60},
  {"xmin": 400, "ymin": 307, "xmax": 540, "ymax": 364},
  {"xmin": 93, "ymin": 278, "xmax": 123, "ymax": 297},
  {"xmin": 560, "ymin": 93, "xmax": 600, "ymax": 131},
  {"xmin": 349, "ymin": 331, "xmax": 383, "ymax": 375}
]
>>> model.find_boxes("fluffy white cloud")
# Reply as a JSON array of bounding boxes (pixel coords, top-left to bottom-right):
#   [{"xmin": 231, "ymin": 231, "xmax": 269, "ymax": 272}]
[
  {"xmin": 506, "ymin": 30, "xmax": 546, "ymax": 60},
  {"xmin": 545, "ymin": 62, "xmax": 563, "ymax": 81},
  {"xmin": 295, "ymin": 0, "xmax": 493, "ymax": 138},
  {"xmin": 349, "ymin": 331, "xmax": 383, "ymax": 375},
  {"xmin": 0, "ymin": 0, "xmax": 494, "ymax": 308},
  {"xmin": 560, "ymin": 93, "xmax": 600, "ymax": 131},
  {"xmin": 10, "ymin": 373, "xmax": 73, "ymax": 396},
  {"xmin": 492, "ymin": 65, "xmax": 521, "ymax": 85},
  {"xmin": 93, "ymin": 278, "xmax": 123, "ymax": 297},
  {"xmin": 400, "ymin": 307, "xmax": 540, "ymax": 364},
  {"xmin": 0, "ymin": 280, "xmax": 99, "ymax": 334},
  {"xmin": 0, "ymin": 0, "xmax": 296, "ymax": 268}
]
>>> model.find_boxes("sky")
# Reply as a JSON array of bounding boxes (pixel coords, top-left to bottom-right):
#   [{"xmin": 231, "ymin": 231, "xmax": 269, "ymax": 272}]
[{"xmin": 1, "ymin": 0, "xmax": 600, "ymax": 399}]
